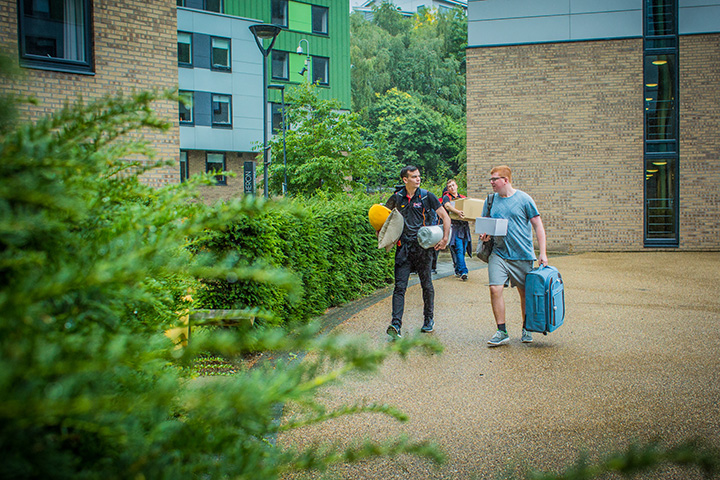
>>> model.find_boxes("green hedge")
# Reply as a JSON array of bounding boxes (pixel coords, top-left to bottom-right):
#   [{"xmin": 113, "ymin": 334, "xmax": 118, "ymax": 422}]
[{"xmin": 194, "ymin": 192, "xmax": 395, "ymax": 326}]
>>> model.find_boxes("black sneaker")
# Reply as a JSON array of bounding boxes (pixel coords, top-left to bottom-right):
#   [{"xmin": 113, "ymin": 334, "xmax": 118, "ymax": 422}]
[
  {"xmin": 420, "ymin": 318, "xmax": 434, "ymax": 333},
  {"xmin": 461, "ymin": 274, "xmax": 468, "ymax": 281},
  {"xmin": 386, "ymin": 324, "xmax": 402, "ymax": 339}
]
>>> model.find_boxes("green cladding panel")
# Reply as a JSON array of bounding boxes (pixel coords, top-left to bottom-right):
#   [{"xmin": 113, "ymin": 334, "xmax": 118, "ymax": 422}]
[
  {"xmin": 290, "ymin": 53, "xmax": 308, "ymax": 83},
  {"xmin": 289, "ymin": 1, "xmax": 312, "ymax": 33},
  {"xmin": 224, "ymin": 0, "xmax": 350, "ymax": 110}
]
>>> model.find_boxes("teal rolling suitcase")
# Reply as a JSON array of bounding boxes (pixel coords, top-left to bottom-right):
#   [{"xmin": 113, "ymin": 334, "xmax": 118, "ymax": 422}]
[{"xmin": 524, "ymin": 265, "xmax": 565, "ymax": 334}]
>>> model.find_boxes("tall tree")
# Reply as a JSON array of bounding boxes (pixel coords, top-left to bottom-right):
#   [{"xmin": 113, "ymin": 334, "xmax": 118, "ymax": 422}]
[
  {"xmin": 364, "ymin": 88, "xmax": 464, "ymax": 184},
  {"xmin": 267, "ymin": 82, "xmax": 377, "ymax": 196},
  {"xmin": 350, "ymin": 4, "xmax": 467, "ymax": 185}
]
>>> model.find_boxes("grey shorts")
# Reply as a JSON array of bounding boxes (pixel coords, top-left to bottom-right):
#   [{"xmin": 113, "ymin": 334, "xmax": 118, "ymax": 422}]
[{"xmin": 488, "ymin": 253, "xmax": 534, "ymax": 288}]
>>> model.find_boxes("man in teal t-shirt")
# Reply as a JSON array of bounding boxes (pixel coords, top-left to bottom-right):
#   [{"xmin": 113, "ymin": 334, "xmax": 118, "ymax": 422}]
[{"xmin": 478, "ymin": 165, "xmax": 548, "ymax": 347}]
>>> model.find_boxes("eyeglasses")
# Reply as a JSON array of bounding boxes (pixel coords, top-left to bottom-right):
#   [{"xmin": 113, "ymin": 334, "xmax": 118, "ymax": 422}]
[{"xmin": 489, "ymin": 177, "xmax": 506, "ymax": 182}]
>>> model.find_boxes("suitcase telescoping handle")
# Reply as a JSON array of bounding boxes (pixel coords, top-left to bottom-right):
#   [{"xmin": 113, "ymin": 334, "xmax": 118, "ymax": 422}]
[{"xmin": 549, "ymin": 273, "xmax": 564, "ymax": 328}]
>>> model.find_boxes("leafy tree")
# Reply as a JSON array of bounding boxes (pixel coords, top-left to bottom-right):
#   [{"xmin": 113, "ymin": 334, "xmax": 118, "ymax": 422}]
[
  {"xmin": 363, "ymin": 88, "xmax": 465, "ymax": 184},
  {"xmin": 351, "ymin": 5, "xmax": 466, "ymax": 121},
  {"xmin": 372, "ymin": 1, "xmax": 412, "ymax": 37},
  {"xmin": 350, "ymin": 12, "xmax": 398, "ymax": 114},
  {"xmin": 350, "ymin": 5, "xmax": 467, "ymax": 187},
  {"xmin": 0, "ymin": 63, "xmax": 444, "ymax": 479},
  {"xmin": 267, "ymin": 82, "xmax": 377, "ymax": 197}
]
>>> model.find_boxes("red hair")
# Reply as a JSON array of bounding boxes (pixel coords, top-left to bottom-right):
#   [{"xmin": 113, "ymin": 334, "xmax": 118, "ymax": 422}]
[{"xmin": 491, "ymin": 165, "xmax": 512, "ymax": 183}]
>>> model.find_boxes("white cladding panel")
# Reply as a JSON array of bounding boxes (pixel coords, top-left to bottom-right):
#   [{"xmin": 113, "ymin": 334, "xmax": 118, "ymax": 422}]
[
  {"xmin": 468, "ymin": 0, "xmax": 642, "ymax": 46},
  {"xmin": 177, "ymin": 8, "xmax": 263, "ymax": 153},
  {"xmin": 469, "ymin": 0, "xmax": 720, "ymax": 47},
  {"xmin": 680, "ymin": 3, "xmax": 720, "ymax": 34}
]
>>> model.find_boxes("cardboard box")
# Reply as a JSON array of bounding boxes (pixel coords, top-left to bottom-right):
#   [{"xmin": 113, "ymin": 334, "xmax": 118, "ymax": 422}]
[
  {"xmin": 448, "ymin": 198, "xmax": 485, "ymax": 221},
  {"xmin": 475, "ymin": 217, "xmax": 508, "ymax": 236}
]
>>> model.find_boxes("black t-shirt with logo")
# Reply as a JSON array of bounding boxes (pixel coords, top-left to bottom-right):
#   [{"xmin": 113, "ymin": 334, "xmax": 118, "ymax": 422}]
[{"xmin": 386, "ymin": 187, "xmax": 441, "ymax": 243}]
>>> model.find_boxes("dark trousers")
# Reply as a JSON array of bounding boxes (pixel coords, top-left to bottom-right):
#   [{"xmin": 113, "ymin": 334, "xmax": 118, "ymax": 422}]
[{"xmin": 391, "ymin": 242, "xmax": 434, "ymax": 327}]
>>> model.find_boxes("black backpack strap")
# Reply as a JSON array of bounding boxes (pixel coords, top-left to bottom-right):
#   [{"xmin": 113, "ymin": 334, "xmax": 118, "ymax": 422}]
[
  {"xmin": 486, "ymin": 193, "xmax": 495, "ymax": 215},
  {"xmin": 418, "ymin": 189, "xmax": 436, "ymax": 226}
]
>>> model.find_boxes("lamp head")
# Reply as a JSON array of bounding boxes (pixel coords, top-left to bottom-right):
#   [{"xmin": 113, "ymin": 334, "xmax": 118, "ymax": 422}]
[
  {"xmin": 249, "ymin": 24, "xmax": 283, "ymax": 56},
  {"xmin": 250, "ymin": 24, "xmax": 282, "ymax": 40}
]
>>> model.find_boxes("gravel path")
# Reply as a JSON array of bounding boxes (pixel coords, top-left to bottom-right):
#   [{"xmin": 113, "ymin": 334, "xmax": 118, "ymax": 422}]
[{"xmin": 279, "ymin": 252, "xmax": 720, "ymax": 479}]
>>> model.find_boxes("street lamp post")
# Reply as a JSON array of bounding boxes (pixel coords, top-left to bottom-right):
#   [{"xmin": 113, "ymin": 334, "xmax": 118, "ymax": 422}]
[
  {"xmin": 249, "ymin": 23, "xmax": 282, "ymax": 198},
  {"xmin": 268, "ymin": 84, "xmax": 287, "ymax": 195}
]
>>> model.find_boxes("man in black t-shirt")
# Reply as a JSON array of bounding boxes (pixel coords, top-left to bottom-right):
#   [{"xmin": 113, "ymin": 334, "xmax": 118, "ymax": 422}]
[{"xmin": 384, "ymin": 166, "xmax": 450, "ymax": 338}]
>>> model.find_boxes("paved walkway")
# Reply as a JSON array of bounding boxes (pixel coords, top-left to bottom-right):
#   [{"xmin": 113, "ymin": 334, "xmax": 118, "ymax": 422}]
[{"xmin": 280, "ymin": 252, "xmax": 720, "ymax": 479}]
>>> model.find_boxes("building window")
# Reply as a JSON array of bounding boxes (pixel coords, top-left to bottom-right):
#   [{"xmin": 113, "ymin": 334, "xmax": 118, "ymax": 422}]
[
  {"xmin": 206, "ymin": 153, "xmax": 226, "ymax": 185},
  {"xmin": 177, "ymin": 0, "xmax": 185, "ymax": 6},
  {"xmin": 178, "ymin": 32, "xmax": 192, "ymax": 66},
  {"xmin": 179, "ymin": 91, "xmax": 194, "ymax": 124},
  {"xmin": 211, "ymin": 94, "xmax": 231, "ymax": 127},
  {"xmin": 312, "ymin": 5, "xmax": 328, "ymax": 35},
  {"xmin": 204, "ymin": 0, "xmax": 222, "ymax": 13},
  {"xmin": 180, "ymin": 151, "xmax": 189, "ymax": 182},
  {"xmin": 272, "ymin": 0, "xmax": 288, "ymax": 27},
  {"xmin": 312, "ymin": 56, "xmax": 329, "ymax": 85},
  {"xmin": 644, "ymin": 54, "xmax": 676, "ymax": 153},
  {"xmin": 271, "ymin": 102, "xmax": 285, "ymax": 134},
  {"xmin": 18, "ymin": 0, "xmax": 93, "ymax": 73},
  {"xmin": 272, "ymin": 51, "xmax": 289, "ymax": 80},
  {"xmin": 211, "ymin": 37, "xmax": 231, "ymax": 71},
  {"xmin": 643, "ymin": 0, "xmax": 678, "ymax": 246}
]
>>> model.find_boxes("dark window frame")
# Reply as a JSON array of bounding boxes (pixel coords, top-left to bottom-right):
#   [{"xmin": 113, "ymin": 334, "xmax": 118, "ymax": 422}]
[
  {"xmin": 180, "ymin": 150, "xmax": 189, "ymax": 182},
  {"xmin": 210, "ymin": 36, "xmax": 231, "ymax": 71},
  {"xmin": 211, "ymin": 93, "xmax": 232, "ymax": 128},
  {"xmin": 271, "ymin": 101, "xmax": 287, "ymax": 134},
  {"xmin": 179, "ymin": 90, "xmax": 194, "ymax": 125},
  {"xmin": 17, "ymin": 0, "xmax": 94, "ymax": 74},
  {"xmin": 271, "ymin": 50, "xmax": 289, "ymax": 80},
  {"xmin": 312, "ymin": 5, "xmax": 329, "ymax": 35},
  {"xmin": 178, "ymin": 31, "xmax": 193, "ymax": 67},
  {"xmin": 206, "ymin": 152, "xmax": 226, "ymax": 185},
  {"xmin": 312, "ymin": 55, "xmax": 329, "ymax": 86},
  {"xmin": 204, "ymin": 0, "xmax": 223, "ymax": 13},
  {"xmin": 271, "ymin": 0, "xmax": 288, "ymax": 27},
  {"xmin": 643, "ymin": 0, "xmax": 679, "ymax": 248}
]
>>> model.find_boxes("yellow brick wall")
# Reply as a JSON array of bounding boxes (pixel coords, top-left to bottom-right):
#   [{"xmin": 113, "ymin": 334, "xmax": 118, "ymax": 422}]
[
  {"xmin": 678, "ymin": 34, "xmax": 720, "ymax": 250},
  {"xmin": 0, "ymin": 0, "xmax": 179, "ymax": 187},
  {"xmin": 186, "ymin": 150, "xmax": 260, "ymax": 204},
  {"xmin": 467, "ymin": 36, "xmax": 720, "ymax": 252}
]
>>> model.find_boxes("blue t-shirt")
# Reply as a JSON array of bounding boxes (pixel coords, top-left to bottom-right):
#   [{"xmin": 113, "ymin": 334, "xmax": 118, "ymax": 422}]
[{"xmin": 481, "ymin": 190, "xmax": 539, "ymax": 261}]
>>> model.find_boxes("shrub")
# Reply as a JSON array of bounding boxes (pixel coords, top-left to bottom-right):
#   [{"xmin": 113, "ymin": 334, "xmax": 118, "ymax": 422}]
[{"xmin": 194, "ymin": 191, "xmax": 395, "ymax": 326}]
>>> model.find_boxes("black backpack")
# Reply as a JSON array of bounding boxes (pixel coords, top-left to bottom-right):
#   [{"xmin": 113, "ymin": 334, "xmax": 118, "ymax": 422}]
[{"xmin": 392, "ymin": 188, "xmax": 437, "ymax": 226}]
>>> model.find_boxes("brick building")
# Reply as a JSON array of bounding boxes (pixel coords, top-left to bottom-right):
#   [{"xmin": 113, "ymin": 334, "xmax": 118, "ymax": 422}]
[
  {"xmin": 466, "ymin": 0, "xmax": 720, "ymax": 252},
  {"xmin": 0, "ymin": 0, "xmax": 180, "ymax": 187}
]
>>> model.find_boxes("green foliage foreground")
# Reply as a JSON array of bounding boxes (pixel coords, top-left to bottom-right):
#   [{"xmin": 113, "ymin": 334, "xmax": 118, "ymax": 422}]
[{"xmin": 0, "ymin": 81, "xmax": 443, "ymax": 478}]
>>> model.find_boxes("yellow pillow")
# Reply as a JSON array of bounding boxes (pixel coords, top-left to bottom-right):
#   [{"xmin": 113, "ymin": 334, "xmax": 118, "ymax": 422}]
[
  {"xmin": 378, "ymin": 208, "xmax": 404, "ymax": 251},
  {"xmin": 368, "ymin": 204, "xmax": 391, "ymax": 231}
]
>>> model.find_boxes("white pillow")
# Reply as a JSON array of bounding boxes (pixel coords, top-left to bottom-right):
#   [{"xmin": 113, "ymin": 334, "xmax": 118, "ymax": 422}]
[{"xmin": 378, "ymin": 208, "xmax": 404, "ymax": 251}]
